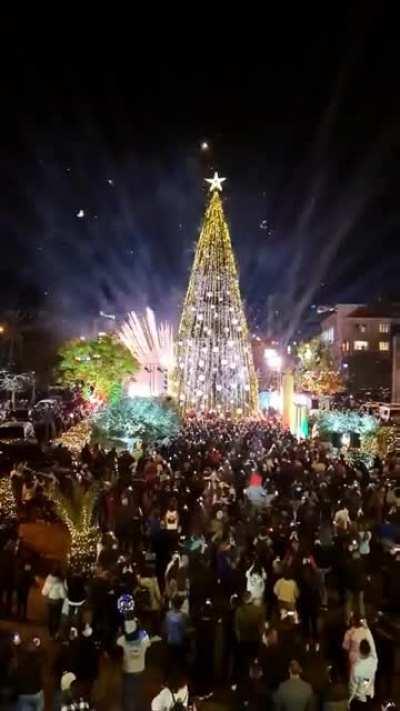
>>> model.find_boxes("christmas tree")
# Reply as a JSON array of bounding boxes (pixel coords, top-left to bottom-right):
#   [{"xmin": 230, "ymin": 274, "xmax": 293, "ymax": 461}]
[{"xmin": 176, "ymin": 173, "xmax": 258, "ymax": 415}]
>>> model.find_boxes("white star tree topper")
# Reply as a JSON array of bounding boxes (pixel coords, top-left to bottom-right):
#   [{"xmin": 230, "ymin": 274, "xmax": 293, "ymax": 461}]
[{"xmin": 205, "ymin": 171, "xmax": 226, "ymax": 192}]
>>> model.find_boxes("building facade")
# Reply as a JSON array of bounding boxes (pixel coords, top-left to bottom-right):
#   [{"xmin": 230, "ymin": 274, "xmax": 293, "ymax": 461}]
[{"xmin": 320, "ymin": 304, "xmax": 400, "ymax": 393}]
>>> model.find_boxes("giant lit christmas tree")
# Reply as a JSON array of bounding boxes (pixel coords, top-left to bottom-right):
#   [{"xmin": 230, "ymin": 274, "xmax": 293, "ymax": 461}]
[{"xmin": 176, "ymin": 173, "xmax": 258, "ymax": 415}]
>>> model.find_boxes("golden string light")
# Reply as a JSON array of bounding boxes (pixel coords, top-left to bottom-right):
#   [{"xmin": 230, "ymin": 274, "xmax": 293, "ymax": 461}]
[
  {"xmin": 0, "ymin": 477, "xmax": 17, "ymax": 523},
  {"xmin": 54, "ymin": 420, "xmax": 92, "ymax": 454},
  {"xmin": 48, "ymin": 484, "xmax": 99, "ymax": 573}
]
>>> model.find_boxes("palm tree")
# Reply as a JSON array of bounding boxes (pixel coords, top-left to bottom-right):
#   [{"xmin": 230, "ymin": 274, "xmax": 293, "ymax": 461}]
[
  {"xmin": 49, "ymin": 483, "xmax": 100, "ymax": 573},
  {"xmin": 0, "ymin": 371, "xmax": 35, "ymax": 408},
  {"xmin": 0, "ymin": 477, "xmax": 17, "ymax": 525}
]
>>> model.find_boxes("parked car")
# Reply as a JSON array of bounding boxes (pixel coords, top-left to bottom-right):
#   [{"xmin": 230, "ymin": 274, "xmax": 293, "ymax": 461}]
[{"xmin": 0, "ymin": 420, "xmax": 35, "ymax": 441}]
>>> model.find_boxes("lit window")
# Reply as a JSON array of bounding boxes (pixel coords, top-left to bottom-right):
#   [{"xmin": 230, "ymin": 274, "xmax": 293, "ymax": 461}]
[
  {"xmin": 342, "ymin": 341, "xmax": 350, "ymax": 352},
  {"xmin": 379, "ymin": 341, "xmax": 390, "ymax": 351},
  {"xmin": 322, "ymin": 327, "xmax": 334, "ymax": 344},
  {"xmin": 354, "ymin": 340, "xmax": 369, "ymax": 351},
  {"xmin": 379, "ymin": 322, "xmax": 390, "ymax": 333},
  {"xmin": 357, "ymin": 324, "xmax": 367, "ymax": 333}
]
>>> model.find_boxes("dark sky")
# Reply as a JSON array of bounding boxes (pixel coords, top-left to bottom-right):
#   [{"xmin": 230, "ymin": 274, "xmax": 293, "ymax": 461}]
[{"xmin": 1, "ymin": 5, "xmax": 400, "ymax": 340}]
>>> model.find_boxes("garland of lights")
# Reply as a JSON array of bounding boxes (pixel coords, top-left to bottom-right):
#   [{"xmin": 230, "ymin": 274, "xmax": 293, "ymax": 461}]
[
  {"xmin": 0, "ymin": 477, "xmax": 17, "ymax": 524},
  {"xmin": 93, "ymin": 396, "xmax": 180, "ymax": 444},
  {"xmin": 317, "ymin": 410, "xmax": 378, "ymax": 436},
  {"xmin": 54, "ymin": 420, "xmax": 92, "ymax": 454},
  {"xmin": 361, "ymin": 425, "xmax": 396, "ymax": 457},
  {"xmin": 48, "ymin": 484, "xmax": 99, "ymax": 573},
  {"xmin": 176, "ymin": 178, "xmax": 258, "ymax": 416}
]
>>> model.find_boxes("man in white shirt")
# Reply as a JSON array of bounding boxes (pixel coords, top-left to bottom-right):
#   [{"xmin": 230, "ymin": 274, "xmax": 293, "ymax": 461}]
[
  {"xmin": 349, "ymin": 639, "xmax": 378, "ymax": 708},
  {"xmin": 117, "ymin": 619, "xmax": 151, "ymax": 710}
]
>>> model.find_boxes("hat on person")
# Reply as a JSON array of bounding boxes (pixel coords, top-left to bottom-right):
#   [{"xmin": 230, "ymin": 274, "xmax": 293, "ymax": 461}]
[{"xmin": 61, "ymin": 672, "xmax": 77, "ymax": 691}]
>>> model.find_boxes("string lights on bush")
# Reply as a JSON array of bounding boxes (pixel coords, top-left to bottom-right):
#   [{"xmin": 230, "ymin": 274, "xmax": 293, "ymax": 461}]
[
  {"xmin": 55, "ymin": 420, "xmax": 92, "ymax": 454},
  {"xmin": 48, "ymin": 483, "xmax": 99, "ymax": 573}
]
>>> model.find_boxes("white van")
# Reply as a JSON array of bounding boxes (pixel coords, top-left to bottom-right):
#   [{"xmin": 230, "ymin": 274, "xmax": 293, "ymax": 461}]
[{"xmin": 379, "ymin": 404, "xmax": 400, "ymax": 424}]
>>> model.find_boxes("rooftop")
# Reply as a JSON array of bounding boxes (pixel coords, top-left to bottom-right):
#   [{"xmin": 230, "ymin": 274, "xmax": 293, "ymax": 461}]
[{"xmin": 347, "ymin": 304, "xmax": 400, "ymax": 319}]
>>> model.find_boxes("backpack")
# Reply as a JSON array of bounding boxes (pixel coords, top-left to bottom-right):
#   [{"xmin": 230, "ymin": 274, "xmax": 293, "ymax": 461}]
[{"xmin": 171, "ymin": 691, "xmax": 186, "ymax": 711}]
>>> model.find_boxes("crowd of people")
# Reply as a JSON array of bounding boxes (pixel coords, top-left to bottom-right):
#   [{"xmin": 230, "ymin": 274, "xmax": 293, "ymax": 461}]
[{"xmin": 1, "ymin": 415, "xmax": 400, "ymax": 710}]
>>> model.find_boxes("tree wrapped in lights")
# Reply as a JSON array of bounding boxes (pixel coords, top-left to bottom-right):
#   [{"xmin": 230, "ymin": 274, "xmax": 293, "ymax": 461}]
[
  {"xmin": 0, "ymin": 370, "xmax": 35, "ymax": 408},
  {"xmin": 54, "ymin": 420, "xmax": 92, "ymax": 456},
  {"xmin": 317, "ymin": 410, "xmax": 378, "ymax": 436},
  {"xmin": 57, "ymin": 334, "xmax": 138, "ymax": 404},
  {"xmin": 295, "ymin": 338, "xmax": 344, "ymax": 396},
  {"xmin": 360, "ymin": 425, "xmax": 396, "ymax": 457},
  {"xmin": 49, "ymin": 483, "xmax": 99, "ymax": 573},
  {"xmin": 93, "ymin": 396, "xmax": 180, "ymax": 445},
  {"xmin": 176, "ymin": 173, "xmax": 258, "ymax": 415},
  {"xmin": 0, "ymin": 477, "xmax": 17, "ymax": 526}
]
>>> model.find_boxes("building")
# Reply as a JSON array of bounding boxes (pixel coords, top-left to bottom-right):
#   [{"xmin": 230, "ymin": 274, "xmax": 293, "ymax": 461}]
[{"xmin": 320, "ymin": 303, "xmax": 400, "ymax": 393}]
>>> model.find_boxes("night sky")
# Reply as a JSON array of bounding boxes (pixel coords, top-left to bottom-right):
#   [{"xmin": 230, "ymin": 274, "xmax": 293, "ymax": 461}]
[{"xmin": 1, "ymin": 5, "xmax": 400, "ymax": 341}]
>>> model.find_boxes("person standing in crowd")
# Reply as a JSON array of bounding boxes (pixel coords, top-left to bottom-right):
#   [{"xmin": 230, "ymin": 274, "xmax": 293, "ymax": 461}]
[
  {"xmin": 41, "ymin": 566, "xmax": 67, "ymax": 639},
  {"xmin": 164, "ymin": 497, "xmax": 180, "ymax": 552},
  {"xmin": 274, "ymin": 660, "xmax": 314, "ymax": 711},
  {"xmin": 63, "ymin": 572, "xmax": 86, "ymax": 631},
  {"xmin": 343, "ymin": 547, "xmax": 366, "ymax": 626},
  {"xmin": 136, "ymin": 564, "xmax": 163, "ymax": 632},
  {"xmin": 15, "ymin": 553, "xmax": 34, "ymax": 622},
  {"xmin": 234, "ymin": 591, "xmax": 264, "ymax": 685},
  {"xmin": 76, "ymin": 624, "xmax": 99, "ymax": 698},
  {"xmin": 349, "ymin": 639, "xmax": 377, "ymax": 709},
  {"xmin": 333, "ymin": 506, "xmax": 351, "ymax": 532},
  {"xmin": 246, "ymin": 561, "xmax": 267, "ymax": 607},
  {"xmin": 60, "ymin": 682, "xmax": 93, "ymax": 711},
  {"xmin": 15, "ymin": 639, "xmax": 45, "ymax": 711},
  {"xmin": 273, "ymin": 569, "xmax": 299, "ymax": 613},
  {"xmin": 164, "ymin": 595, "xmax": 189, "ymax": 674},
  {"xmin": 0, "ymin": 539, "xmax": 17, "ymax": 617},
  {"xmin": 343, "ymin": 615, "xmax": 377, "ymax": 671},
  {"xmin": 151, "ymin": 673, "xmax": 189, "ymax": 710},
  {"xmin": 193, "ymin": 599, "xmax": 217, "ymax": 699},
  {"xmin": 117, "ymin": 618, "xmax": 151, "ymax": 711},
  {"xmin": 298, "ymin": 559, "xmax": 321, "ymax": 652},
  {"xmin": 322, "ymin": 667, "xmax": 348, "ymax": 711}
]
